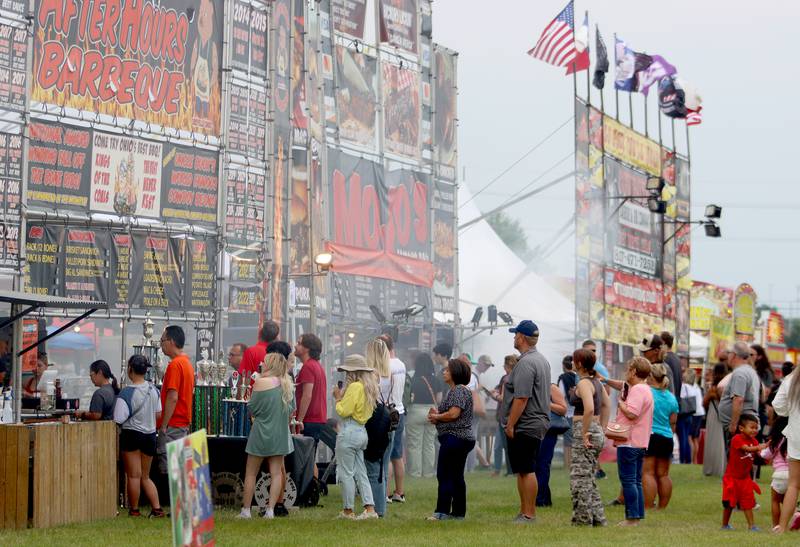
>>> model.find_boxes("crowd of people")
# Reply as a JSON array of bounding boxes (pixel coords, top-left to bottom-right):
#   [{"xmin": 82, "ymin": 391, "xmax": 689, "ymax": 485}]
[{"xmin": 41, "ymin": 314, "xmax": 800, "ymax": 534}]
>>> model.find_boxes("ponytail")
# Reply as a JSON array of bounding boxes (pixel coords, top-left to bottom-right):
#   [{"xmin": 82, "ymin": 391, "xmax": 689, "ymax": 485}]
[{"xmin": 90, "ymin": 359, "xmax": 121, "ymax": 394}]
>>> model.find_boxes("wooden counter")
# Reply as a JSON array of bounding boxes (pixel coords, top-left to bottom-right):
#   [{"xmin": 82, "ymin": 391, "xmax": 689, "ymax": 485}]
[{"xmin": 0, "ymin": 420, "xmax": 117, "ymax": 529}]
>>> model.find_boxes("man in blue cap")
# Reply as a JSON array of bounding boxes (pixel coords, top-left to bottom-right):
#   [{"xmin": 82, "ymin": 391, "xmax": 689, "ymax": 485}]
[{"xmin": 502, "ymin": 320, "xmax": 551, "ymax": 524}]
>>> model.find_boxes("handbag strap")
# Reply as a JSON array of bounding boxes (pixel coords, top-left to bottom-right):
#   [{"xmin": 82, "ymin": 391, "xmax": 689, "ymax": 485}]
[{"xmin": 421, "ymin": 377, "xmax": 437, "ymax": 405}]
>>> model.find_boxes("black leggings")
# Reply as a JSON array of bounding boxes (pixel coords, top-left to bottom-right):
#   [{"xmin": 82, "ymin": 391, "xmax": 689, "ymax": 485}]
[{"xmin": 435, "ymin": 434, "xmax": 475, "ymax": 518}]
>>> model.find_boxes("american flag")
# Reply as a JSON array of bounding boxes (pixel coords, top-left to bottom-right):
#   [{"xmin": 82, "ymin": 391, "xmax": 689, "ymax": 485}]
[
  {"xmin": 686, "ymin": 107, "xmax": 703, "ymax": 126},
  {"xmin": 528, "ymin": 1, "xmax": 581, "ymax": 69}
]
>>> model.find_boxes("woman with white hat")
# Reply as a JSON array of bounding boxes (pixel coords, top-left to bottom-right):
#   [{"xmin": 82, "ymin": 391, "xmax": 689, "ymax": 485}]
[{"xmin": 333, "ymin": 354, "xmax": 380, "ymax": 520}]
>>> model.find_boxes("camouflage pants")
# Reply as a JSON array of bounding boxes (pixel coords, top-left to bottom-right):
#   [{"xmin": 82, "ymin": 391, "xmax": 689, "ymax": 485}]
[{"xmin": 570, "ymin": 420, "xmax": 606, "ymax": 526}]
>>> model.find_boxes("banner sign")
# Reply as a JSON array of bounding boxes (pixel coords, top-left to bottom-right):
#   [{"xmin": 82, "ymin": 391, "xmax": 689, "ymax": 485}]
[
  {"xmin": 229, "ymin": 284, "xmax": 260, "ymax": 313},
  {"xmin": 230, "ymin": 0, "xmax": 269, "ymax": 79},
  {"xmin": 734, "ymin": 283, "xmax": 757, "ymax": 337},
  {"xmin": 331, "ymin": 0, "xmax": 367, "ymax": 39},
  {"xmin": 225, "ymin": 168, "xmax": 266, "ymax": 246},
  {"xmin": 160, "ymin": 144, "xmax": 219, "ymax": 226},
  {"xmin": 676, "ymin": 289, "xmax": 690, "ymax": 354},
  {"xmin": 766, "ymin": 311, "xmax": 785, "ymax": 346},
  {"xmin": 228, "ymin": 83, "xmax": 267, "ymax": 160},
  {"xmin": 0, "ymin": 22, "xmax": 27, "ymax": 112},
  {"xmin": 28, "ymin": 121, "xmax": 91, "ymax": 210},
  {"xmin": 186, "ymin": 237, "xmax": 217, "ymax": 310},
  {"xmin": 379, "ymin": 0, "xmax": 418, "ymax": 54},
  {"xmin": 708, "ymin": 316, "xmax": 734, "ymax": 363},
  {"xmin": 433, "ymin": 45, "xmax": 457, "ymax": 179},
  {"xmin": 690, "ymin": 281, "xmax": 733, "ymax": 332},
  {"xmin": 432, "ymin": 179, "xmax": 455, "ymax": 311},
  {"xmin": 331, "ymin": 273, "xmax": 432, "ymax": 325},
  {"xmin": 112, "ymin": 233, "xmax": 132, "ymax": 307},
  {"xmin": 62, "ymin": 227, "xmax": 111, "ymax": 303},
  {"xmin": 604, "ymin": 268, "xmax": 663, "ymax": 315},
  {"xmin": 292, "ymin": 0, "xmax": 308, "ymax": 146},
  {"xmin": 603, "ymin": 116, "xmax": 661, "ymax": 176},
  {"xmin": 32, "ymin": 0, "xmax": 224, "ymax": 137},
  {"xmin": 382, "ymin": 61, "xmax": 420, "ymax": 158},
  {"xmin": 167, "ymin": 430, "xmax": 215, "ymax": 547},
  {"xmin": 336, "ymin": 45, "xmax": 378, "ymax": 150},
  {"xmin": 129, "ymin": 234, "xmax": 184, "ymax": 309},
  {"xmin": 23, "ymin": 223, "xmax": 62, "ymax": 296},
  {"xmin": 290, "ymin": 148, "xmax": 311, "ymax": 274},
  {"xmin": 304, "ymin": 2, "xmax": 323, "ymax": 143},
  {"xmin": 328, "ymin": 149, "xmax": 433, "ymax": 287},
  {"xmin": 675, "ymin": 156, "xmax": 691, "ymax": 220},
  {"xmin": 0, "ymin": 129, "xmax": 22, "ymax": 268},
  {"xmin": 605, "ymin": 305, "xmax": 663, "ymax": 347}
]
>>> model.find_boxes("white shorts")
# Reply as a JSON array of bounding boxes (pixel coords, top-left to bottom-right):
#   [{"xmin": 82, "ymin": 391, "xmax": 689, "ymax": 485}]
[{"xmin": 772, "ymin": 470, "xmax": 789, "ymax": 495}]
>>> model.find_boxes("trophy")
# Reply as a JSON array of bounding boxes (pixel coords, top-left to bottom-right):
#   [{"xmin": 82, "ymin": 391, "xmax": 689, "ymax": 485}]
[
  {"xmin": 154, "ymin": 354, "xmax": 167, "ymax": 385},
  {"xmin": 132, "ymin": 314, "xmax": 163, "ymax": 385},
  {"xmin": 214, "ymin": 351, "xmax": 228, "ymax": 386},
  {"xmin": 197, "ymin": 349, "xmax": 212, "ymax": 386},
  {"xmin": 231, "ymin": 371, "xmax": 240, "ymax": 399}
]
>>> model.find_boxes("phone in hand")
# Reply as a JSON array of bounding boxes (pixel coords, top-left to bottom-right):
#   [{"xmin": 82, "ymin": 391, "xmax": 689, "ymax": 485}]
[
  {"xmin": 621, "ymin": 382, "xmax": 630, "ymax": 401},
  {"xmin": 337, "ymin": 380, "xmax": 344, "ymax": 390}
]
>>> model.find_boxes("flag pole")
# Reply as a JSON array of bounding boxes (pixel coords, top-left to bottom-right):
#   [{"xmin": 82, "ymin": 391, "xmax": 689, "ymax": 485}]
[
  {"xmin": 644, "ymin": 94, "xmax": 649, "ymax": 137},
  {"xmin": 585, "ymin": 11, "xmax": 591, "ymax": 106},
  {"xmin": 614, "ymin": 34, "xmax": 619, "ymax": 120},
  {"xmin": 671, "ymin": 117, "xmax": 677, "ymax": 152},
  {"xmin": 628, "ymin": 91, "xmax": 634, "ymax": 129},
  {"xmin": 571, "ymin": 8, "xmax": 579, "ymax": 101}
]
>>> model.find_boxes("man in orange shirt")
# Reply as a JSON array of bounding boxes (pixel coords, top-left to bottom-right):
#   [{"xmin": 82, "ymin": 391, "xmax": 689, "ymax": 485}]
[{"xmin": 156, "ymin": 325, "xmax": 195, "ymax": 474}]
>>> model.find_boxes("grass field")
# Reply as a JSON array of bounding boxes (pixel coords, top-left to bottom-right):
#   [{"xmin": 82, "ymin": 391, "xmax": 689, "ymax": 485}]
[{"xmin": 2, "ymin": 464, "xmax": 799, "ymax": 546}]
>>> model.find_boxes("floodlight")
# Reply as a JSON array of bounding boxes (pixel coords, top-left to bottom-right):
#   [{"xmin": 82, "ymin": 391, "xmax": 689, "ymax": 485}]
[
  {"xmin": 704, "ymin": 222, "xmax": 721, "ymax": 238},
  {"xmin": 314, "ymin": 252, "xmax": 333, "ymax": 271},
  {"xmin": 646, "ymin": 177, "xmax": 665, "ymax": 194},
  {"xmin": 369, "ymin": 304, "xmax": 386, "ymax": 324},
  {"xmin": 647, "ymin": 198, "xmax": 667, "ymax": 214},
  {"xmin": 470, "ymin": 307, "xmax": 483, "ymax": 330},
  {"xmin": 498, "ymin": 311, "xmax": 514, "ymax": 324},
  {"xmin": 704, "ymin": 204, "xmax": 722, "ymax": 219},
  {"xmin": 487, "ymin": 305, "xmax": 498, "ymax": 324}
]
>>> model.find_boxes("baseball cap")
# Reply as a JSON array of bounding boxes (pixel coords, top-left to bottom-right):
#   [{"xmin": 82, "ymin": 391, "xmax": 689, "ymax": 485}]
[
  {"xmin": 637, "ymin": 333, "xmax": 663, "ymax": 353},
  {"xmin": 509, "ymin": 320, "xmax": 539, "ymax": 337},
  {"xmin": 477, "ymin": 354, "xmax": 494, "ymax": 367}
]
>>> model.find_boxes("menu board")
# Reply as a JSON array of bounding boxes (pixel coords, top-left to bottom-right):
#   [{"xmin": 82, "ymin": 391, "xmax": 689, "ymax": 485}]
[
  {"xmin": 228, "ymin": 82, "xmax": 268, "ymax": 160},
  {"xmin": 27, "ymin": 121, "xmax": 92, "ymax": 210},
  {"xmin": 129, "ymin": 234, "xmax": 184, "ymax": 309},
  {"xmin": 185, "ymin": 238, "xmax": 217, "ymax": 310},
  {"xmin": 230, "ymin": 0, "xmax": 269, "ymax": 79},
  {"xmin": 160, "ymin": 144, "xmax": 219, "ymax": 226},
  {"xmin": 112, "ymin": 233, "xmax": 132, "ymax": 309},
  {"xmin": 225, "ymin": 168, "xmax": 266, "ymax": 245},
  {"xmin": 62, "ymin": 228, "xmax": 111, "ymax": 302},
  {"xmin": 0, "ymin": 129, "xmax": 22, "ymax": 268},
  {"xmin": 0, "ymin": 22, "xmax": 27, "ymax": 112},
  {"xmin": 23, "ymin": 224, "xmax": 61, "ymax": 296}
]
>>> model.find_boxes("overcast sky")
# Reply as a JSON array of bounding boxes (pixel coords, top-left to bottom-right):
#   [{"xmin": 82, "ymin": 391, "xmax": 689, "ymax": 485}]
[{"xmin": 434, "ymin": 0, "xmax": 800, "ymax": 316}]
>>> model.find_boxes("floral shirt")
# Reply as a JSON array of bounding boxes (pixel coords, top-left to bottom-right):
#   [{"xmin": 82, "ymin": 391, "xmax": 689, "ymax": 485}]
[{"xmin": 436, "ymin": 384, "xmax": 474, "ymax": 440}]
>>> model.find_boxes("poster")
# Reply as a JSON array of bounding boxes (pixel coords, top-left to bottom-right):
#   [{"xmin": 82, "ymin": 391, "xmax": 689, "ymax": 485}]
[
  {"xmin": 167, "ymin": 430, "xmax": 215, "ymax": 547},
  {"xmin": 433, "ymin": 46, "xmax": 457, "ymax": 177},
  {"xmin": 605, "ymin": 305, "xmax": 663, "ymax": 347},
  {"xmin": 90, "ymin": 133, "xmax": 162, "ymax": 217},
  {"xmin": 32, "ymin": 0, "xmax": 224, "ymax": 136},
  {"xmin": 335, "ymin": 45, "xmax": 378, "ymax": 150},
  {"xmin": 229, "ymin": 285, "xmax": 260, "ymax": 313},
  {"xmin": 225, "ymin": 168, "xmax": 266, "ymax": 246},
  {"xmin": 331, "ymin": 0, "xmax": 367, "ymax": 38},
  {"xmin": 112, "ymin": 233, "xmax": 132, "ymax": 308},
  {"xmin": 186, "ymin": 237, "xmax": 217, "ymax": 310},
  {"xmin": 603, "ymin": 116, "xmax": 661, "ymax": 176},
  {"xmin": 0, "ymin": 0, "xmax": 26, "ymax": 18},
  {"xmin": 290, "ymin": 149, "xmax": 311, "ymax": 275},
  {"xmin": 734, "ymin": 283, "xmax": 757, "ymax": 337},
  {"xmin": 432, "ymin": 180, "xmax": 455, "ymax": 311},
  {"xmin": 676, "ymin": 289, "xmax": 690, "ymax": 354},
  {"xmin": 304, "ymin": 1, "xmax": 323, "ymax": 142},
  {"xmin": 160, "ymin": 143, "xmax": 219, "ymax": 226},
  {"xmin": 0, "ymin": 129, "xmax": 22, "ymax": 268},
  {"xmin": 327, "ymin": 148, "xmax": 433, "ymax": 287},
  {"xmin": 129, "ymin": 233, "xmax": 184, "ymax": 309},
  {"xmin": 690, "ymin": 281, "xmax": 733, "ymax": 332},
  {"xmin": 708, "ymin": 316, "xmax": 734, "ymax": 363},
  {"xmin": 379, "ymin": 0, "xmax": 418, "ymax": 54},
  {"xmin": 675, "ymin": 156, "xmax": 691, "ymax": 220},
  {"xmin": 23, "ymin": 223, "xmax": 61, "ymax": 296},
  {"xmin": 229, "ymin": 0, "xmax": 269, "ymax": 79},
  {"xmin": 291, "ymin": 0, "xmax": 308, "ymax": 146},
  {"xmin": 604, "ymin": 268, "xmax": 663, "ymax": 315},
  {"xmin": 420, "ymin": 37, "xmax": 432, "ymax": 153},
  {"xmin": 62, "ymin": 227, "xmax": 111, "ymax": 302},
  {"xmin": 0, "ymin": 21, "xmax": 27, "ymax": 112},
  {"xmin": 382, "ymin": 62, "xmax": 420, "ymax": 158},
  {"xmin": 228, "ymin": 82, "xmax": 267, "ymax": 160},
  {"xmin": 27, "ymin": 121, "xmax": 91, "ymax": 210}
]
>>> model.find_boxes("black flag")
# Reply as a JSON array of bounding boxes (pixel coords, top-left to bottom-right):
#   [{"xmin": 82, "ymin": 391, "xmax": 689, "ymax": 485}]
[{"xmin": 593, "ymin": 26, "xmax": 609, "ymax": 89}]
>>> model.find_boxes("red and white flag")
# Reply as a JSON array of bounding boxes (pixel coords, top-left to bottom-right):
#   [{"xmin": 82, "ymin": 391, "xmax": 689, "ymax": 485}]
[
  {"xmin": 686, "ymin": 107, "xmax": 703, "ymax": 126},
  {"xmin": 528, "ymin": 1, "xmax": 589, "ymax": 74}
]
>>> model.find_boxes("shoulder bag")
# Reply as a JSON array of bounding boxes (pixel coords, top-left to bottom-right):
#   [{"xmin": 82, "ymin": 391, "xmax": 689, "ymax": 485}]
[
  {"xmin": 604, "ymin": 421, "xmax": 631, "ymax": 442},
  {"xmin": 679, "ymin": 385, "xmax": 697, "ymax": 416}
]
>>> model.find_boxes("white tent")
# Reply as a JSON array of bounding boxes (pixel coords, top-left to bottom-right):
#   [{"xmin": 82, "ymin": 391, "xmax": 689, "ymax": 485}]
[{"xmin": 457, "ymin": 187, "xmax": 575, "ymax": 385}]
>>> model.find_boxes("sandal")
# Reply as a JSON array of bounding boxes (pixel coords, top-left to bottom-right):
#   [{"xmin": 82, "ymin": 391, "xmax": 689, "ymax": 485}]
[
  {"xmin": 128, "ymin": 508, "xmax": 141, "ymax": 517},
  {"xmin": 148, "ymin": 508, "xmax": 166, "ymax": 518}
]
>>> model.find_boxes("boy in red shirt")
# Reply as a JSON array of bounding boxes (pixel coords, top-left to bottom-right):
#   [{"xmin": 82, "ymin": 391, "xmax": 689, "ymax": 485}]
[{"xmin": 722, "ymin": 414, "xmax": 766, "ymax": 531}]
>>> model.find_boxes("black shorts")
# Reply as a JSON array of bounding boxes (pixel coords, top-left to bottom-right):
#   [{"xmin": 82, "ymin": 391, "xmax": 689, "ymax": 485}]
[
  {"xmin": 120, "ymin": 429, "xmax": 157, "ymax": 457},
  {"xmin": 646, "ymin": 433, "xmax": 673, "ymax": 459},
  {"xmin": 506, "ymin": 432, "xmax": 541, "ymax": 475}
]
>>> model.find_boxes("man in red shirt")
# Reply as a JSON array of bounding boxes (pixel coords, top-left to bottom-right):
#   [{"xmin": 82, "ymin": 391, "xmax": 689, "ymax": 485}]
[
  {"xmin": 156, "ymin": 325, "xmax": 195, "ymax": 474},
  {"xmin": 294, "ymin": 333, "xmax": 334, "ymax": 452},
  {"xmin": 238, "ymin": 320, "xmax": 280, "ymax": 381}
]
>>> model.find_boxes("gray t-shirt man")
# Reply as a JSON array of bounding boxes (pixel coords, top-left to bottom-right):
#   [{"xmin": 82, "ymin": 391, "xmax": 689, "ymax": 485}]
[
  {"xmin": 502, "ymin": 347, "xmax": 551, "ymax": 440},
  {"xmin": 718, "ymin": 365, "xmax": 759, "ymax": 428}
]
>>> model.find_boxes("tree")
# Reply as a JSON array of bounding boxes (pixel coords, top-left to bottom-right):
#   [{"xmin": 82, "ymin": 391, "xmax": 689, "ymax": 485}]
[
  {"xmin": 786, "ymin": 318, "xmax": 800, "ymax": 349},
  {"xmin": 487, "ymin": 211, "xmax": 532, "ymax": 261}
]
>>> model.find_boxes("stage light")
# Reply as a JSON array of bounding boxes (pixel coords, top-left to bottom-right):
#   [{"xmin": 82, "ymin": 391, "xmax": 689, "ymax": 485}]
[
  {"xmin": 498, "ymin": 311, "xmax": 514, "ymax": 324},
  {"xmin": 369, "ymin": 304, "xmax": 387, "ymax": 324},
  {"xmin": 391, "ymin": 303, "xmax": 427, "ymax": 321},
  {"xmin": 348, "ymin": 332, "xmax": 355, "ymax": 339},
  {"xmin": 314, "ymin": 252, "xmax": 333, "ymax": 272},
  {"xmin": 704, "ymin": 204, "xmax": 722, "ymax": 219},
  {"xmin": 470, "ymin": 307, "xmax": 483, "ymax": 330},
  {"xmin": 704, "ymin": 222, "xmax": 721, "ymax": 238},
  {"xmin": 73, "ymin": 326, "xmax": 81, "ymax": 333},
  {"xmin": 346, "ymin": 340, "xmax": 353, "ymax": 347},
  {"xmin": 487, "ymin": 305, "xmax": 497, "ymax": 324},
  {"xmin": 648, "ymin": 198, "xmax": 667, "ymax": 214},
  {"xmin": 646, "ymin": 177, "xmax": 665, "ymax": 194}
]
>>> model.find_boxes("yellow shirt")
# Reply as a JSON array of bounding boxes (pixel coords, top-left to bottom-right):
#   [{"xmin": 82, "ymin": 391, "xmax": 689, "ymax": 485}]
[{"xmin": 335, "ymin": 381, "xmax": 372, "ymax": 425}]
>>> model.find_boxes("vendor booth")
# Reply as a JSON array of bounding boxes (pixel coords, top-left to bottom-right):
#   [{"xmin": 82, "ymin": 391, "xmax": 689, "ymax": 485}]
[{"xmin": 0, "ymin": 291, "xmax": 109, "ymax": 530}]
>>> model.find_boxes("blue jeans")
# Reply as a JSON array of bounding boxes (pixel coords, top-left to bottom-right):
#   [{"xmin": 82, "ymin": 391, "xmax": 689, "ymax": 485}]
[
  {"xmin": 336, "ymin": 419, "xmax": 373, "ymax": 510},
  {"xmin": 435, "ymin": 434, "xmax": 475, "ymax": 518},
  {"xmin": 535, "ymin": 430, "xmax": 559, "ymax": 506},
  {"xmin": 676, "ymin": 415, "xmax": 692, "ymax": 464},
  {"xmin": 617, "ymin": 447, "xmax": 645, "ymax": 520},
  {"xmin": 365, "ymin": 430, "xmax": 394, "ymax": 516}
]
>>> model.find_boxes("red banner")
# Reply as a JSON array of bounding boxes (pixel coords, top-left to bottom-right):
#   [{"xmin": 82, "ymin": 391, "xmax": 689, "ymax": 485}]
[
  {"xmin": 604, "ymin": 268, "xmax": 663, "ymax": 315},
  {"xmin": 327, "ymin": 242, "xmax": 433, "ymax": 287}
]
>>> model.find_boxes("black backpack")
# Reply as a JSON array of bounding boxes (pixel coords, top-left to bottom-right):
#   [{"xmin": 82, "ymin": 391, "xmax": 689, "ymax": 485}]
[{"xmin": 364, "ymin": 377, "xmax": 400, "ymax": 464}]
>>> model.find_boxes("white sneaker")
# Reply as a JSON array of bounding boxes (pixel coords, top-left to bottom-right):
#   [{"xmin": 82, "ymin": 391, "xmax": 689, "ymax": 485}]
[
  {"xmin": 237, "ymin": 508, "xmax": 252, "ymax": 519},
  {"xmin": 356, "ymin": 510, "xmax": 379, "ymax": 520},
  {"xmin": 263, "ymin": 508, "xmax": 274, "ymax": 519}
]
